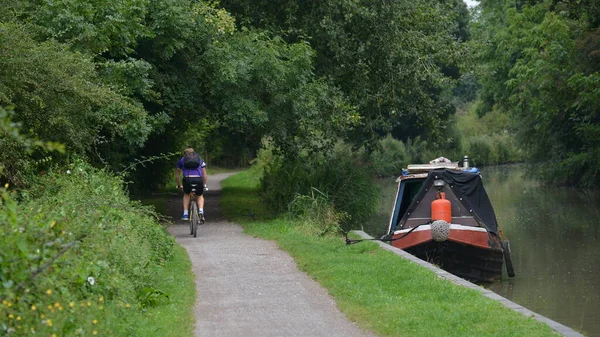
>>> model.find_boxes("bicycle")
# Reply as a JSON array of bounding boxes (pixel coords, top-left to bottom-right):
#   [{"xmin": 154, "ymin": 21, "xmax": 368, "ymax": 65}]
[{"xmin": 188, "ymin": 183, "xmax": 206, "ymax": 238}]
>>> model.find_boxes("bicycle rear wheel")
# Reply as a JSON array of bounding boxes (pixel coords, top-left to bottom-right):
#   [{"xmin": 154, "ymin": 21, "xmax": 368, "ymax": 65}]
[
  {"xmin": 191, "ymin": 202, "xmax": 199, "ymax": 237},
  {"xmin": 189, "ymin": 203, "xmax": 194, "ymax": 235}
]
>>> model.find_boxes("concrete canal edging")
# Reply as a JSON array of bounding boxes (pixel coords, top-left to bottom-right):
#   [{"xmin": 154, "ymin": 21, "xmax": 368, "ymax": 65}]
[{"xmin": 353, "ymin": 230, "xmax": 585, "ymax": 337}]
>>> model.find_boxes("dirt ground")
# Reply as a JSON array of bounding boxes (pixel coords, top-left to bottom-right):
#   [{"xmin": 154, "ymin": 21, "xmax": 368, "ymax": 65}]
[{"xmin": 166, "ymin": 173, "xmax": 375, "ymax": 337}]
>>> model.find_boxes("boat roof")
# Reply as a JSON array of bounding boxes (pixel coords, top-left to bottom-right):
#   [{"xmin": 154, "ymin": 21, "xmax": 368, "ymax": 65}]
[
  {"xmin": 396, "ymin": 163, "xmax": 478, "ymax": 182},
  {"xmin": 396, "ymin": 168, "xmax": 498, "ymax": 235}
]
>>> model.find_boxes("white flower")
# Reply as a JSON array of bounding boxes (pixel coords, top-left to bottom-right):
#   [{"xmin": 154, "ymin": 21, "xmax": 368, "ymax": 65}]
[
  {"xmin": 66, "ymin": 170, "xmax": 71, "ymax": 174},
  {"xmin": 87, "ymin": 277, "xmax": 95, "ymax": 286}
]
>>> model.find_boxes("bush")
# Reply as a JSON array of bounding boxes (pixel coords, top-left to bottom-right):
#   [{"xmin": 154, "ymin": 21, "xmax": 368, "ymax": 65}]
[
  {"xmin": 463, "ymin": 133, "xmax": 523, "ymax": 167},
  {"xmin": 368, "ymin": 135, "xmax": 411, "ymax": 177},
  {"xmin": 465, "ymin": 135, "xmax": 496, "ymax": 166},
  {"xmin": 449, "ymin": 104, "xmax": 524, "ymax": 167},
  {"xmin": 260, "ymin": 149, "xmax": 379, "ymax": 232},
  {"xmin": 287, "ymin": 188, "xmax": 349, "ymax": 236},
  {"xmin": 0, "ymin": 161, "xmax": 174, "ymax": 336}
]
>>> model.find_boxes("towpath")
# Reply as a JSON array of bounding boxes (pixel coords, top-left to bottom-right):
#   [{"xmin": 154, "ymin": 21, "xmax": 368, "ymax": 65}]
[{"xmin": 167, "ymin": 173, "xmax": 375, "ymax": 337}]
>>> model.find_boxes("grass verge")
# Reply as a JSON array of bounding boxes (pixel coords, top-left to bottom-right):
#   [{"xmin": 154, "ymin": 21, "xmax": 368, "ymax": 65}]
[
  {"xmin": 220, "ymin": 170, "xmax": 560, "ymax": 337},
  {"xmin": 132, "ymin": 244, "xmax": 196, "ymax": 337}
]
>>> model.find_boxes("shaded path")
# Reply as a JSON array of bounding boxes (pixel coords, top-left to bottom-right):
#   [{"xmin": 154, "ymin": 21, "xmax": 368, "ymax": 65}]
[{"xmin": 167, "ymin": 173, "xmax": 375, "ymax": 337}]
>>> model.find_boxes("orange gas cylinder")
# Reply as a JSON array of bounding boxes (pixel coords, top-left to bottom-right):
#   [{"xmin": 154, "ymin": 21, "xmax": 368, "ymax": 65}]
[{"xmin": 431, "ymin": 192, "xmax": 452, "ymax": 223}]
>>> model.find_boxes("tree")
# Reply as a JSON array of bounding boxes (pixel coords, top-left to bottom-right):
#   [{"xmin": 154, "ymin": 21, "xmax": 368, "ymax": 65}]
[
  {"xmin": 220, "ymin": 0, "xmax": 471, "ymax": 148},
  {"xmin": 0, "ymin": 23, "xmax": 152, "ymax": 159},
  {"xmin": 473, "ymin": 0, "xmax": 600, "ymax": 186}
]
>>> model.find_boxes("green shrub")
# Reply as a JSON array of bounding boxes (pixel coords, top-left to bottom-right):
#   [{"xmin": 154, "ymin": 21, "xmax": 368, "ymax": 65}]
[
  {"xmin": 450, "ymin": 104, "xmax": 523, "ymax": 167},
  {"xmin": 462, "ymin": 133, "xmax": 523, "ymax": 167},
  {"xmin": 287, "ymin": 188, "xmax": 349, "ymax": 236},
  {"xmin": 368, "ymin": 135, "xmax": 411, "ymax": 177},
  {"xmin": 465, "ymin": 135, "xmax": 496, "ymax": 166},
  {"xmin": 260, "ymin": 149, "xmax": 379, "ymax": 232},
  {"xmin": 0, "ymin": 160, "xmax": 175, "ymax": 336}
]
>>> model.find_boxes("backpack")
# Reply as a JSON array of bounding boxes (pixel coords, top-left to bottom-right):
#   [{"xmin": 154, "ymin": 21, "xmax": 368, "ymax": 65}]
[{"xmin": 183, "ymin": 152, "xmax": 201, "ymax": 169}]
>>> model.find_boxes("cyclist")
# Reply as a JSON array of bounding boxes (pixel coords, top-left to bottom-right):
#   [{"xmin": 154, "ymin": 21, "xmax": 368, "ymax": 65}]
[{"xmin": 175, "ymin": 147, "xmax": 208, "ymax": 221}]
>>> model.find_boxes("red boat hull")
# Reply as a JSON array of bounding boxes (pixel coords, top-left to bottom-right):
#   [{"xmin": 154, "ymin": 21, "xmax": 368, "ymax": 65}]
[{"xmin": 391, "ymin": 225, "xmax": 504, "ymax": 282}]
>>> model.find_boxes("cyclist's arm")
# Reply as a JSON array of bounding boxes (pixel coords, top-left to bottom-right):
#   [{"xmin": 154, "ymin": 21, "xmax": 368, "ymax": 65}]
[
  {"xmin": 201, "ymin": 167, "xmax": 207, "ymax": 185},
  {"xmin": 175, "ymin": 168, "xmax": 183, "ymax": 188}
]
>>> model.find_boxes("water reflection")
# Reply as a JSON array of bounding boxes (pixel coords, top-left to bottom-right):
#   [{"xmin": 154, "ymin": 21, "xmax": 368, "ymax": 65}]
[{"xmin": 362, "ymin": 166, "xmax": 600, "ymax": 336}]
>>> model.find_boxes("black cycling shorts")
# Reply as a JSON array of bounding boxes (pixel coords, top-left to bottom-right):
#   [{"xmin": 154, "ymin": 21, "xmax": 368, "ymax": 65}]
[{"xmin": 183, "ymin": 177, "xmax": 204, "ymax": 195}]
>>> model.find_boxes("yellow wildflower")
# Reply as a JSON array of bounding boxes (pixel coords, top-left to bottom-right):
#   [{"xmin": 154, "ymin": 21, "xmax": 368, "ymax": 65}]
[
  {"xmin": 46, "ymin": 289, "xmax": 52, "ymax": 295},
  {"xmin": 93, "ymin": 331, "xmax": 98, "ymax": 335},
  {"xmin": 92, "ymin": 319, "xmax": 98, "ymax": 324},
  {"xmin": 69, "ymin": 302, "xmax": 75, "ymax": 308},
  {"xmin": 8, "ymin": 314, "xmax": 14, "ymax": 319},
  {"xmin": 40, "ymin": 314, "xmax": 45, "ymax": 319},
  {"xmin": 31, "ymin": 304, "xmax": 36, "ymax": 310},
  {"xmin": 16, "ymin": 316, "xmax": 21, "ymax": 321},
  {"xmin": 54, "ymin": 302, "xmax": 60, "ymax": 308},
  {"xmin": 125, "ymin": 303, "xmax": 130, "ymax": 308},
  {"xmin": 87, "ymin": 301, "xmax": 92, "ymax": 307}
]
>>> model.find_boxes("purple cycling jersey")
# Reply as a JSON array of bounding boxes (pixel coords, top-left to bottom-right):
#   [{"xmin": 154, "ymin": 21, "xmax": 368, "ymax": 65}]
[{"xmin": 177, "ymin": 157, "xmax": 206, "ymax": 177}]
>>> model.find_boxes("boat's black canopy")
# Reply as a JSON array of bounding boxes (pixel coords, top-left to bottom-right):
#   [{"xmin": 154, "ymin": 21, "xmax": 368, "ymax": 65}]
[{"xmin": 402, "ymin": 169, "xmax": 499, "ymax": 234}]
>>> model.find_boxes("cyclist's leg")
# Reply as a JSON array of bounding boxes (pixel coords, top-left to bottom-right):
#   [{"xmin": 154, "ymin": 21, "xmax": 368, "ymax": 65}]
[
  {"xmin": 181, "ymin": 178, "xmax": 192, "ymax": 220},
  {"xmin": 190, "ymin": 177, "xmax": 205, "ymax": 221},
  {"xmin": 183, "ymin": 193, "xmax": 190, "ymax": 212},
  {"xmin": 197, "ymin": 194, "xmax": 205, "ymax": 222},
  {"xmin": 197, "ymin": 195, "xmax": 204, "ymax": 212}
]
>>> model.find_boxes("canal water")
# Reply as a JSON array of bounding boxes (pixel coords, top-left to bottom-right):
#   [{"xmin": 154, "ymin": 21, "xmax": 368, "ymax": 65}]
[{"xmin": 362, "ymin": 165, "xmax": 600, "ymax": 336}]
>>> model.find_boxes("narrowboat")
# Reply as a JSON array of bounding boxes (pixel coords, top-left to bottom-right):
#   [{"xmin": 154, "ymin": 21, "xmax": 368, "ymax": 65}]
[{"xmin": 383, "ymin": 157, "xmax": 515, "ymax": 282}]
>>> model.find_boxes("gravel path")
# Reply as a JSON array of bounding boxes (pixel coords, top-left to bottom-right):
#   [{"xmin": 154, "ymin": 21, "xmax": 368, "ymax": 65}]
[{"xmin": 167, "ymin": 173, "xmax": 375, "ymax": 337}]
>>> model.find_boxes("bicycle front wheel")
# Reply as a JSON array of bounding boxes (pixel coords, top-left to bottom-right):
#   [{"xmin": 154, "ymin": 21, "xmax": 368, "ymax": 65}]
[{"xmin": 191, "ymin": 202, "xmax": 199, "ymax": 238}]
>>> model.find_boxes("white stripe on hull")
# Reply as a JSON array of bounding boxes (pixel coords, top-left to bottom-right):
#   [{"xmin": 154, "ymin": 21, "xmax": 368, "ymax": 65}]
[{"xmin": 394, "ymin": 224, "xmax": 488, "ymax": 235}]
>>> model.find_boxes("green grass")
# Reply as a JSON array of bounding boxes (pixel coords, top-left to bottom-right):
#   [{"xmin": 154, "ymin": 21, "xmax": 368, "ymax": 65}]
[
  {"xmin": 132, "ymin": 244, "xmax": 196, "ymax": 337},
  {"xmin": 221, "ymin": 170, "xmax": 560, "ymax": 337},
  {"xmin": 220, "ymin": 168, "xmax": 271, "ymax": 220},
  {"xmin": 207, "ymin": 166, "xmax": 243, "ymax": 175}
]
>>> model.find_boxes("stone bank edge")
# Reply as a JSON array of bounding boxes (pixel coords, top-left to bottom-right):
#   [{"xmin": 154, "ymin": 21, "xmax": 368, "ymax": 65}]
[{"xmin": 353, "ymin": 230, "xmax": 584, "ymax": 337}]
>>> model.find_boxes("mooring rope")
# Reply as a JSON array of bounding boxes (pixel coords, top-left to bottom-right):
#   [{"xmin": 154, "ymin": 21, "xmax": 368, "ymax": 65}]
[{"xmin": 344, "ymin": 222, "xmax": 431, "ymax": 245}]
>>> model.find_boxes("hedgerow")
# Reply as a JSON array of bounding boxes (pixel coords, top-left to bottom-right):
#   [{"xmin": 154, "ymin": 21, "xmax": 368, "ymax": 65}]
[{"xmin": 0, "ymin": 160, "xmax": 175, "ymax": 336}]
